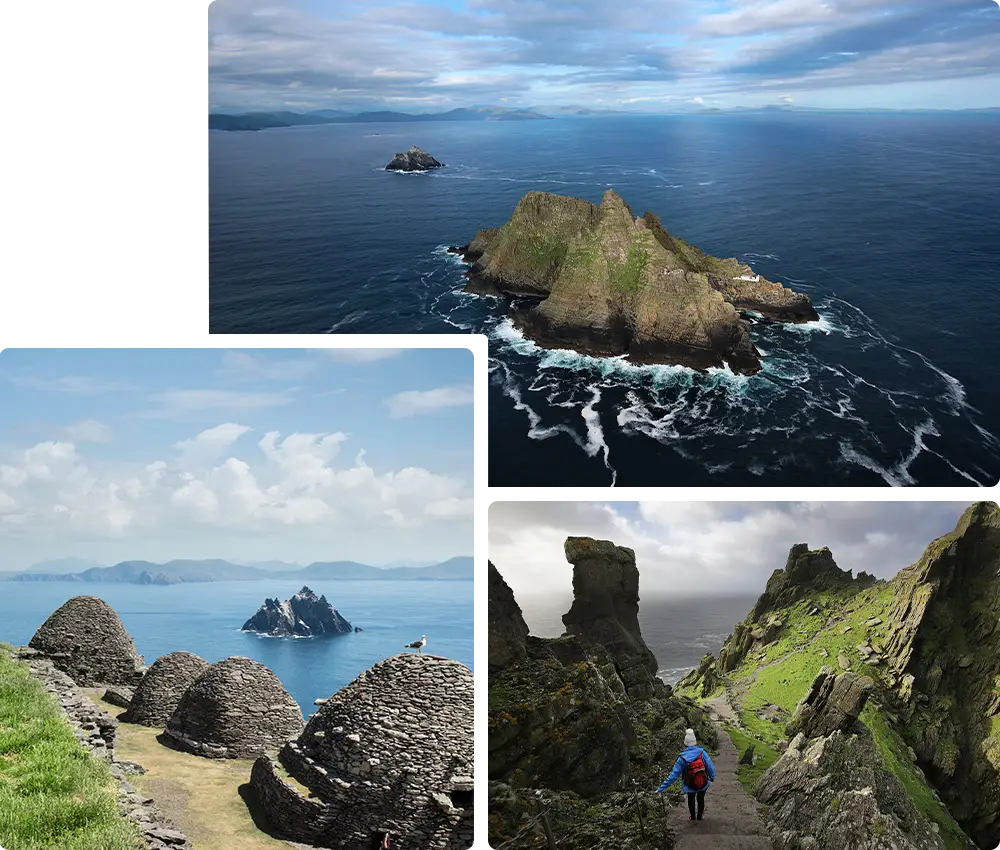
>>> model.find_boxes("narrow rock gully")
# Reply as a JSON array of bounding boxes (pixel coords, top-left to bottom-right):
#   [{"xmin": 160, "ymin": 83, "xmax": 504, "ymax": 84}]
[{"xmin": 664, "ymin": 715, "xmax": 774, "ymax": 850}]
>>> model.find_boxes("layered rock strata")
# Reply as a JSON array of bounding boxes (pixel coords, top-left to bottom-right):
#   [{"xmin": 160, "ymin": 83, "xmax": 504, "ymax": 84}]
[
  {"xmin": 28, "ymin": 595, "xmax": 145, "ymax": 687},
  {"xmin": 454, "ymin": 190, "xmax": 818, "ymax": 374},
  {"xmin": 488, "ymin": 561, "xmax": 529, "ymax": 671},
  {"xmin": 250, "ymin": 653, "xmax": 473, "ymax": 850},
  {"xmin": 242, "ymin": 586, "xmax": 355, "ymax": 637},
  {"xmin": 756, "ymin": 670, "xmax": 943, "ymax": 850},
  {"xmin": 123, "ymin": 651, "xmax": 211, "ymax": 727},
  {"xmin": 163, "ymin": 656, "xmax": 303, "ymax": 759}
]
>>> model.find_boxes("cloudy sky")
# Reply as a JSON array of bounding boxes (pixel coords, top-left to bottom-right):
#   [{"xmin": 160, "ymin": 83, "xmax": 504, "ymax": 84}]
[
  {"xmin": 209, "ymin": 0, "xmax": 1000, "ymax": 112},
  {"xmin": 490, "ymin": 501, "xmax": 980, "ymax": 628},
  {"xmin": 0, "ymin": 348, "xmax": 473, "ymax": 571}
]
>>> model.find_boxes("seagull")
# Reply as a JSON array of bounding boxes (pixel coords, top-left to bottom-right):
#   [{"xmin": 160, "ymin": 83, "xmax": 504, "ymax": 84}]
[{"xmin": 405, "ymin": 635, "xmax": 427, "ymax": 654}]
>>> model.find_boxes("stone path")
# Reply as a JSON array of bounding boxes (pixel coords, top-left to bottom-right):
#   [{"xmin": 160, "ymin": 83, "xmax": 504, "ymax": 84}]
[{"xmin": 666, "ymin": 721, "xmax": 774, "ymax": 850}]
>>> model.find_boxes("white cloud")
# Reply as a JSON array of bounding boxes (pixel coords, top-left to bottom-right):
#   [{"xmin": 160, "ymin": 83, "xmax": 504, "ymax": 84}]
[
  {"xmin": 0, "ymin": 424, "xmax": 470, "ymax": 558},
  {"xmin": 146, "ymin": 388, "xmax": 298, "ymax": 417},
  {"xmin": 384, "ymin": 385, "xmax": 474, "ymax": 418},
  {"xmin": 489, "ymin": 501, "xmax": 973, "ymax": 631},
  {"xmin": 323, "ymin": 349, "xmax": 403, "ymax": 363},
  {"xmin": 174, "ymin": 422, "xmax": 251, "ymax": 467},
  {"xmin": 219, "ymin": 350, "xmax": 318, "ymax": 381},
  {"xmin": 63, "ymin": 420, "xmax": 113, "ymax": 443}
]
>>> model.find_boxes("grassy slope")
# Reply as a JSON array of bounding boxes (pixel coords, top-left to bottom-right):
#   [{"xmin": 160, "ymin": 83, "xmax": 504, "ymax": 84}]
[
  {"xmin": 90, "ymin": 695, "xmax": 292, "ymax": 850},
  {"xmin": 696, "ymin": 586, "xmax": 970, "ymax": 850},
  {"xmin": 0, "ymin": 645, "xmax": 141, "ymax": 850}
]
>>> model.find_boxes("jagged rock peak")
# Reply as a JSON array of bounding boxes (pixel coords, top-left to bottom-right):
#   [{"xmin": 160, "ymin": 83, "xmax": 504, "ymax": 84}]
[
  {"xmin": 786, "ymin": 668, "xmax": 873, "ymax": 739},
  {"xmin": 385, "ymin": 145, "xmax": 444, "ymax": 171},
  {"xmin": 29, "ymin": 596, "xmax": 145, "ymax": 687},
  {"xmin": 488, "ymin": 561, "xmax": 529, "ymax": 671},
  {"xmin": 750, "ymin": 543, "xmax": 872, "ymax": 622},
  {"xmin": 242, "ymin": 586, "xmax": 354, "ymax": 637},
  {"xmin": 561, "ymin": 536, "xmax": 661, "ymax": 699}
]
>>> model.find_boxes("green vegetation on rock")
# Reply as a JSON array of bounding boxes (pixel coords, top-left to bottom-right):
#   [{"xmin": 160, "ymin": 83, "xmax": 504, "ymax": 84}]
[
  {"xmin": 609, "ymin": 245, "xmax": 649, "ymax": 295},
  {"xmin": 0, "ymin": 646, "xmax": 142, "ymax": 850},
  {"xmin": 723, "ymin": 725, "xmax": 778, "ymax": 794}
]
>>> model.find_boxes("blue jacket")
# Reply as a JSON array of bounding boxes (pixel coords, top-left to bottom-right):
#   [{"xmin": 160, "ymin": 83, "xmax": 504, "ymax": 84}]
[{"xmin": 656, "ymin": 745, "xmax": 716, "ymax": 794}]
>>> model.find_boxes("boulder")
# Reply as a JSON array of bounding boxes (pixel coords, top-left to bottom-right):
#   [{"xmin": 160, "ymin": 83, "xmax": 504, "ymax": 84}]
[
  {"xmin": 488, "ymin": 562, "xmax": 530, "ymax": 671},
  {"xmin": 385, "ymin": 145, "xmax": 444, "ymax": 172},
  {"xmin": 29, "ymin": 596, "xmax": 145, "ymax": 687},
  {"xmin": 123, "ymin": 651, "xmax": 211, "ymax": 728},
  {"xmin": 242, "ymin": 586, "xmax": 354, "ymax": 637},
  {"xmin": 785, "ymin": 669, "xmax": 873, "ymax": 740},
  {"xmin": 163, "ymin": 657, "xmax": 303, "ymax": 759},
  {"xmin": 755, "ymin": 727, "xmax": 945, "ymax": 850}
]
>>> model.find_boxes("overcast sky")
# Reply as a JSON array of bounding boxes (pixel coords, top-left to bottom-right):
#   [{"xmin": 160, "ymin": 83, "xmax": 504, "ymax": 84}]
[
  {"xmin": 209, "ymin": 0, "xmax": 1000, "ymax": 112},
  {"xmin": 490, "ymin": 501, "xmax": 980, "ymax": 627},
  {"xmin": 0, "ymin": 349, "xmax": 473, "ymax": 571}
]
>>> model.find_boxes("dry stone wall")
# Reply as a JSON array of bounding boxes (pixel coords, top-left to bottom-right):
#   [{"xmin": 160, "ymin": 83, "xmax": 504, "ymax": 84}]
[
  {"xmin": 251, "ymin": 653, "xmax": 474, "ymax": 849},
  {"xmin": 28, "ymin": 595, "xmax": 145, "ymax": 687},
  {"xmin": 163, "ymin": 655, "xmax": 303, "ymax": 759},
  {"xmin": 123, "ymin": 651, "xmax": 210, "ymax": 727}
]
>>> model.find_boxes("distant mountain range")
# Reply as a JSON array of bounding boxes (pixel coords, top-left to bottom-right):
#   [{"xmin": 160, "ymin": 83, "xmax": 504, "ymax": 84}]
[
  {"xmin": 209, "ymin": 106, "xmax": 551, "ymax": 132},
  {"xmin": 7, "ymin": 556, "xmax": 473, "ymax": 584}
]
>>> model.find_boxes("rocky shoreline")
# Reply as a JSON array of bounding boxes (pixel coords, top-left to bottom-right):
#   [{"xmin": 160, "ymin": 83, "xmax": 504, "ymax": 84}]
[
  {"xmin": 450, "ymin": 190, "xmax": 819, "ymax": 375},
  {"xmin": 10, "ymin": 646, "xmax": 193, "ymax": 850}
]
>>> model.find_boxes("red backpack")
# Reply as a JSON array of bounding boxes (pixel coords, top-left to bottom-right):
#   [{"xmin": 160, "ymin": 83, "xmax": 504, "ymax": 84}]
[{"xmin": 684, "ymin": 752, "xmax": 709, "ymax": 790}]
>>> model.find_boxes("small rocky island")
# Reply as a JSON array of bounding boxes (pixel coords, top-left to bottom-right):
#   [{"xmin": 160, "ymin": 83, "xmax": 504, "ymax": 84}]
[
  {"xmin": 241, "ymin": 586, "xmax": 357, "ymax": 637},
  {"xmin": 385, "ymin": 145, "xmax": 444, "ymax": 172},
  {"xmin": 451, "ymin": 189, "xmax": 819, "ymax": 374}
]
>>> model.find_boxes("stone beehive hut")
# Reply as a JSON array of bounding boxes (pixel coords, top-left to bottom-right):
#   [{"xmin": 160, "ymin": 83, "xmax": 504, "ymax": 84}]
[
  {"xmin": 163, "ymin": 656, "xmax": 303, "ymax": 759},
  {"xmin": 250, "ymin": 653, "xmax": 474, "ymax": 850},
  {"xmin": 28, "ymin": 596, "xmax": 145, "ymax": 687},
  {"xmin": 122, "ymin": 651, "xmax": 211, "ymax": 727}
]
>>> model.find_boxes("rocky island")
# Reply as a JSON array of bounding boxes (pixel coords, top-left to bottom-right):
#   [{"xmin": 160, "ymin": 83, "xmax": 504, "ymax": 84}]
[
  {"xmin": 385, "ymin": 145, "xmax": 444, "ymax": 172},
  {"xmin": 241, "ymin": 586, "xmax": 357, "ymax": 637},
  {"xmin": 452, "ymin": 189, "xmax": 818, "ymax": 374}
]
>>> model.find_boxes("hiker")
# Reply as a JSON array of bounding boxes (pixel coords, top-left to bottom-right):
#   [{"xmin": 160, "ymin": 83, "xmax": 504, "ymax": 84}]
[{"xmin": 655, "ymin": 728, "xmax": 716, "ymax": 822}]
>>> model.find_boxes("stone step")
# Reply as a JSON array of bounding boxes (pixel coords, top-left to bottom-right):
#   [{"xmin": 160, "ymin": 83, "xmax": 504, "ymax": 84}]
[{"xmin": 675, "ymin": 833, "xmax": 775, "ymax": 850}]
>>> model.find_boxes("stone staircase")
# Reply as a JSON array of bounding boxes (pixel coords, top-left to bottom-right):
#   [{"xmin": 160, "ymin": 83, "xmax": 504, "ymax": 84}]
[{"xmin": 667, "ymin": 722, "xmax": 774, "ymax": 850}]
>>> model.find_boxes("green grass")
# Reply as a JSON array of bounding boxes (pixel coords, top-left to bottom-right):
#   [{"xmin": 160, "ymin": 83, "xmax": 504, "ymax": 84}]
[
  {"xmin": 723, "ymin": 726, "xmax": 778, "ymax": 794},
  {"xmin": 609, "ymin": 244, "xmax": 649, "ymax": 294},
  {"xmin": 0, "ymin": 647, "xmax": 141, "ymax": 850},
  {"xmin": 863, "ymin": 708, "xmax": 969, "ymax": 850}
]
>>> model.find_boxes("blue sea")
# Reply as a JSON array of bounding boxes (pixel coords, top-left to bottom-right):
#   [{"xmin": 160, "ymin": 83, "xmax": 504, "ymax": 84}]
[
  {"xmin": 210, "ymin": 112, "xmax": 1000, "ymax": 486},
  {"xmin": 0, "ymin": 580, "xmax": 473, "ymax": 711}
]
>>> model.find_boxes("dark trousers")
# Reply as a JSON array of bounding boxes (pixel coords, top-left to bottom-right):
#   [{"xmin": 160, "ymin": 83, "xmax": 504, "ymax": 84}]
[{"xmin": 687, "ymin": 790, "xmax": 706, "ymax": 820}]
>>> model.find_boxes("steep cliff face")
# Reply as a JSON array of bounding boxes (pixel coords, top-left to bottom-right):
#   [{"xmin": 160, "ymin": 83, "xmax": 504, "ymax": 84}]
[
  {"xmin": 456, "ymin": 190, "xmax": 818, "ymax": 374},
  {"xmin": 488, "ymin": 549, "xmax": 716, "ymax": 848},
  {"xmin": 241, "ymin": 586, "xmax": 354, "ymax": 636},
  {"xmin": 488, "ymin": 561, "xmax": 530, "ymax": 671},
  {"xmin": 880, "ymin": 502, "xmax": 1000, "ymax": 850},
  {"xmin": 561, "ymin": 536, "xmax": 663, "ymax": 699}
]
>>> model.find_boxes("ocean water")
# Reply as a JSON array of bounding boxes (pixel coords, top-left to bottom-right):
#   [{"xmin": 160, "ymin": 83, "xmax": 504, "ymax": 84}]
[
  {"xmin": 210, "ymin": 113, "xmax": 1000, "ymax": 486},
  {"xmin": 0, "ymin": 580, "xmax": 473, "ymax": 711},
  {"xmin": 517, "ymin": 592, "xmax": 756, "ymax": 685}
]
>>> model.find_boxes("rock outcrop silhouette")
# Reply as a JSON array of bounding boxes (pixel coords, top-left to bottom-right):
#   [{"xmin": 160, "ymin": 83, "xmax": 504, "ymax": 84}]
[
  {"xmin": 28, "ymin": 595, "xmax": 145, "ymax": 687},
  {"xmin": 242, "ymin": 586, "xmax": 354, "ymax": 637},
  {"xmin": 385, "ymin": 145, "xmax": 444, "ymax": 171},
  {"xmin": 488, "ymin": 561, "xmax": 529, "ymax": 671}
]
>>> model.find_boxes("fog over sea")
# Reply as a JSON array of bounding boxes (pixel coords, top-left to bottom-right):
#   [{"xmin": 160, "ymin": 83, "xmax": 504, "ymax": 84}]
[
  {"xmin": 1, "ymin": 580, "xmax": 473, "ymax": 711},
  {"xmin": 211, "ymin": 112, "xmax": 1000, "ymax": 487},
  {"xmin": 517, "ymin": 592, "xmax": 758, "ymax": 685}
]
